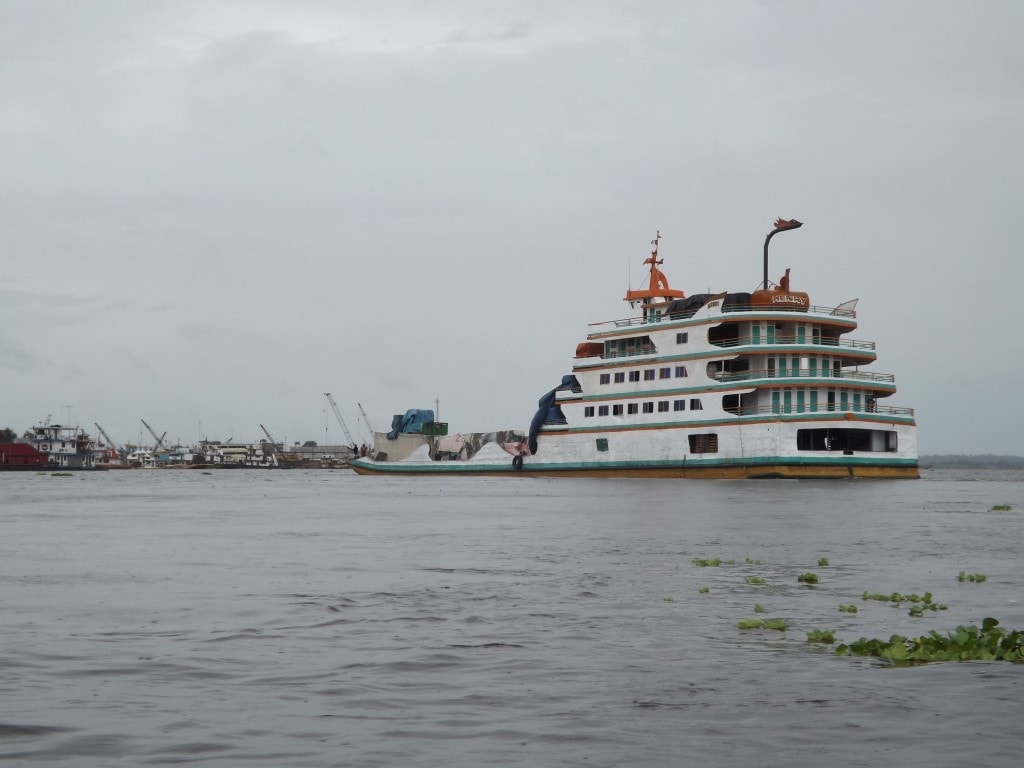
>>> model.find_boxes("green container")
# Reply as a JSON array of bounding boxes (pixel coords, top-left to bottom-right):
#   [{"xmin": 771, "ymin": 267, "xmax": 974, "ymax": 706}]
[{"xmin": 420, "ymin": 422, "xmax": 449, "ymax": 436}]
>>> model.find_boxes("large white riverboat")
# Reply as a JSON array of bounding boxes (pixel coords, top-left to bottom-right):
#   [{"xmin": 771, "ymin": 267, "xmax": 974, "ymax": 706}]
[{"xmin": 352, "ymin": 219, "xmax": 918, "ymax": 478}]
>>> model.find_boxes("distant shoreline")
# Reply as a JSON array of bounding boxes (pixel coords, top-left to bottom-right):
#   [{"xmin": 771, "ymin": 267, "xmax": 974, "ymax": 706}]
[{"xmin": 921, "ymin": 455, "xmax": 1024, "ymax": 470}]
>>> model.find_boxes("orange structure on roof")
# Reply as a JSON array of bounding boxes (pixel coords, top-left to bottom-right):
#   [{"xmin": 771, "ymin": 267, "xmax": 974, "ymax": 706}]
[{"xmin": 624, "ymin": 231, "xmax": 686, "ymax": 304}]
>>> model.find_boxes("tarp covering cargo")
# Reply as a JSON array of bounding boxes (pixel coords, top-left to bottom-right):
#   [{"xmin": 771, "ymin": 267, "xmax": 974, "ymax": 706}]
[
  {"xmin": 666, "ymin": 293, "xmax": 711, "ymax": 318},
  {"xmin": 528, "ymin": 375, "xmax": 578, "ymax": 455},
  {"xmin": 667, "ymin": 292, "xmax": 752, "ymax": 317},
  {"xmin": 387, "ymin": 409, "xmax": 436, "ymax": 439}
]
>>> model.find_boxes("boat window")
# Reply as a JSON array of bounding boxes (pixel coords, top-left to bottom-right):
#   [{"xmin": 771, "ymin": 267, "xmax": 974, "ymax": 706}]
[
  {"xmin": 659, "ymin": 368, "xmax": 671, "ymax": 379},
  {"xmin": 688, "ymin": 433, "xmax": 718, "ymax": 453},
  {"xmin": 598, "ymin": 405, "xmax": 609, "ymax": 416},
  {"xmin": 642, "ymin": 402, "xmax": 654, "ymax": 414},
  {"xmin": 674, "ymin": 400, "xmax": 686, "ymax": 411},
  {"xmin": 614, "ymin": 372, "xmax": 625, "ymax": 383},
  {"xmin": 676, "ymin": 332, "xmax": 688, "ymax": 344},
  {"xmin": 584, "ymin": 406, "xmax": 595, "ymax": 417},
  {"xmin": 600, "ymin": 374, "xmax": 610, "ymax": 385},
  {"xmin": 658, "ymin": 401, "xmax": 670, "ymax": 412},
  {"xmin": 675, "ymin": 366, "xmax": 687, "ymax": 377},
  {"xmin": 629, "ymin": 371, "xmax": 640, "ymax": 382},
  {"xmin": 627, "ymin": 403, "xmax": 639, "ymax": 415},
  {"xmin": 690, "ymin": 399, "xmax": 703, "ymax": 410},
  {"xmin": 612, "ymin": 404, "xmax": 624, "ymax": 416},
  {"xmin": 797, "ymin": 428, "xmax": 897, "ymax": 453},
  {"xmin": 596, "ymin": 438, "xmax": 609, "ymax": 452},
  {"xmin": 644, "ymin": 370, "xmax": 655, "ymax": 381}
]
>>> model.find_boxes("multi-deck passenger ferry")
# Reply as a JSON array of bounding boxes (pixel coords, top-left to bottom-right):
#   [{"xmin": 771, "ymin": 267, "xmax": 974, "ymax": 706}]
[{"xmin": 352, "ymin": 219, "xmax": 918, "ymax": 478}]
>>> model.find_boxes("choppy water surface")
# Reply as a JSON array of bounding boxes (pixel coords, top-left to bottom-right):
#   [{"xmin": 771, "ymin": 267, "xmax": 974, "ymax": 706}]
[{"xmin": 2, "ymin": 469, "xmax": 1023, "ymax": 767}]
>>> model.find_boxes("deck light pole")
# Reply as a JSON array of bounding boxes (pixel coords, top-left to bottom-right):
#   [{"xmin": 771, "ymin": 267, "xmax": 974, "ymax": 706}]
[{"xmin": 763, "ymin": 218, "xmax": 803, "ymax": 290}]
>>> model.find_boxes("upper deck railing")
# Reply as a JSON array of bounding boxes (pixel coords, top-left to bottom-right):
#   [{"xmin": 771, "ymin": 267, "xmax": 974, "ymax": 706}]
[
  {"xmin": 594, "ymin": 301, "xmax": 856, "ymax": 332},
  {"xmin": 710, "ymin": 336, "xmax": 876, "ymax": 351},
  {"xmin": 714, "ymin": 369, "xmax": 895, "ymax": 384},
  {"xmin": 725, "ymin": 403, "xmax": 915, "ymax": 418},
  {"xmin": 587, "ymin": 335, "xmax": 876, "ymax": 362}
]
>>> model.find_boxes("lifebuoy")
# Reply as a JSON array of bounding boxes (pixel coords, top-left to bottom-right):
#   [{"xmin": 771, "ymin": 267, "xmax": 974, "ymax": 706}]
[
  {"xmin": 512, "ymin": 454, "xmax": 523, "ymax": 471},
  {"xmin": 844, "ymin": 412, "xmax": 854, "ymax": 421}
]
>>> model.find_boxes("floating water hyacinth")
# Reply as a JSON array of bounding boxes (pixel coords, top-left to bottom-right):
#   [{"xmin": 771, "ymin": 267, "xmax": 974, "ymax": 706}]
[
  {"xmin": 806, "ymin": 629, "xmax": 836, "ymax": 644},
  {"xmin": 691, "ymin": 557, "xmax": 722, "ymax": 567},
  {"xmin": 990, "ymin": 504, "xmax": 1012, "ymax": 511},
  {"xmin": 744, "ymin": 575, "xmax": 766, "ymax": 585},
  {"xmin": 957, "ymin": 572, "xmax": 987, "ymax": 583},
  {"xmin": 818, "ymin": 558, "xmax": 830, "ymax": 567},
  {"xmin": 738, "ymin": 618, "xmax": 787, "ymax": 631},
  {"xmin": 838, "ymin": 604, "xmax": 858, "ymax": 613},
  {"xmin": 836, "ymin": 618, "xmax": 1024, "ymax": 664},
  {"xmin": 798, "ymin": 572, "xmax": 819, "ymax": 584}
]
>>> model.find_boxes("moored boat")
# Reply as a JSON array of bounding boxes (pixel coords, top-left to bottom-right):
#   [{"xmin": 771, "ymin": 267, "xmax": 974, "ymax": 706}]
[
  {"xmin": 352, "ymin": 219, "xmax": 918, "ymax": 478},
  {"xmin": 18, "ymin": 420, "xmax": 102, "ymax": 470}
]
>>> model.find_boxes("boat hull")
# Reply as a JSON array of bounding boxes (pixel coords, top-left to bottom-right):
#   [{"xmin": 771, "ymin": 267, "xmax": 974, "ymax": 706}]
[{"xmin": 351, "ymin": 457, "xmax": 919, "ymax": 479}]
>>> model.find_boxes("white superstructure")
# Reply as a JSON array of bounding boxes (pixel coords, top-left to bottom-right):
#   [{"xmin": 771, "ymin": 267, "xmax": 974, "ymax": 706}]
[{"xmin": 353, "ymin": 219, "xmax": 918, "ymax": 478}]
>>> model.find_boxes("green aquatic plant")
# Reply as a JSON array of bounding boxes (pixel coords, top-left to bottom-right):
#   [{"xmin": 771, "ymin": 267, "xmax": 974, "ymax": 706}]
[
  {"xmin": 738, "ymin": 617, "xmax": 788, "ymax": 631},
  {"xmin": 817, "ymin": 557, "xmax": 830, "ymax": 567},
  {"xmin": 744, "ymin": 575, "xmax": 766, "ymax": 585},
  {"xmin": 990, "ymin": 504, "xmax": 1012, "ymax": 511},
  {"xmin": 692, "ymin": 557, "xmax": 722, "ymax": 567},
  {"xmin": 908, "ymin": 601, "xmax": 947, "ymax": 617},
  {"xmin": 754, "ymin": 603, "xmax": 767, "ymax": 614},
  {"xmin": 806, "ymin": 629, "xmax": 836, "ymax": 644},
  {"xmin": 862, "ymin": 591, "xmax": 902, "ymax": 603},
  {"xmin": 863, "ymin": 591, "xmax": 915, "ymax": 604},
  {"xmin": 662, "ymin": 597, "xmax": 675, "ymax": 602},
  {"xmin": 745, "ymin": 557, "xmax": 764, "ymax": 565},
  {"xmin": 698, "ymin": 586, "xmax": 709, "ymax": 594},
  {"xmin": 797, "ymin": 572, "xmax": 819, "ymax": 585},
  {"xmin": 957, "ymin": 572, "xmax": 987, "ymax": 583},
  {"xmin": 49, "ymin": 472, "xmax": 73, "ymax": 477},
  {"xmin": 838, "ymin": 604, "xmax": 858, "ymax": 613},
  {"xmin": 836, "ymin": 618, "xmax": 1024, "ymax": 664},
  {"xmin": 861, "ymin": 590, "xmax": 947, "ymax": 613}
]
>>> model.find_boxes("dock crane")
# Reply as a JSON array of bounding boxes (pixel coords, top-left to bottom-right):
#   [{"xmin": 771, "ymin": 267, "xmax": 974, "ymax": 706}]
[
  {"xmin": 259, "ymin": 424, "xmax": 282, "ymax": 467},
  {"xmin": 260, "ymin": 424, "xmax": 282, "ymax": 451},
  {"xmin": 94, "ymin": 423, "xmax": 125, "ymax": 458},
  {"xmin": 357, "ymin": 402, "xmax": 376, "ymax": 441},
  {"xmin": 324, "ymin": 393, "xmax": 356, "ymax": 448},
  {"xmin": 141, "ymin": 419, "xmax": 167, "ymax": 452}
]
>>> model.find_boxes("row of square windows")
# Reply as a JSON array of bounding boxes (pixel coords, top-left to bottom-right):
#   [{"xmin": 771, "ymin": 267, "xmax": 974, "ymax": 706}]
[
  {"xmin": 584, "ymin": 399, "xmax": 704, "ymax": 417},
  {"xmin": 600, "ymin": 366, "xmax": 688, "ymax": 384}
]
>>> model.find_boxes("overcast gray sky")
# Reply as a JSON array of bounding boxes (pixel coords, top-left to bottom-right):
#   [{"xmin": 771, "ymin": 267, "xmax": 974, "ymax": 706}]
[{"xmin": 2, "ymin": 0, "xmax": 1022, "ymax": 455}]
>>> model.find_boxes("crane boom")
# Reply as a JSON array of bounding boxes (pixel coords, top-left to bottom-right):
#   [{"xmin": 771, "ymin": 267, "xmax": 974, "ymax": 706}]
[
  {"xmin": 357, "ymin": 402, "xmax": 376, "ymax": 438},
  {"xmin": 260, "ymin": 424, "xmax": 281, "ymax": 449},
  {"xmin": 324, "ymin": 393, "xmax": 356, "ymax": 446},
  {"xmin": 141, "ymin": 419, "xmax": 167, "ymax": 452},
  {"xmin": 259, "ymin": 424, "xmax": 281, "ymax": 467},
  {"xmin": 94, "ymin": 422, "xmax": 124, "ymax": 458}
]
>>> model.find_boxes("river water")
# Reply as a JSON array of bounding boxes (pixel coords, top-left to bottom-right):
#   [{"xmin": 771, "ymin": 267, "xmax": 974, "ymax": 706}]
[{"xmin": 1, "ymin": 469, "xmax": 1023, "ymax": 767}]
